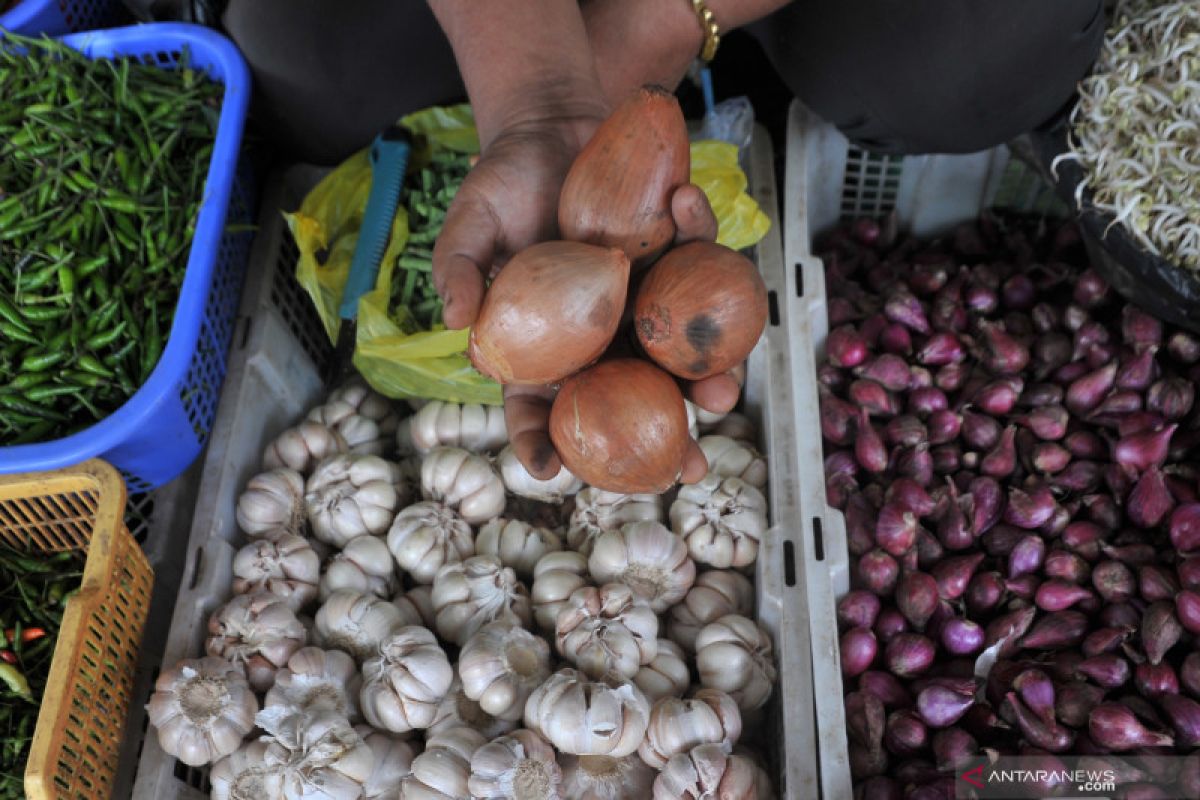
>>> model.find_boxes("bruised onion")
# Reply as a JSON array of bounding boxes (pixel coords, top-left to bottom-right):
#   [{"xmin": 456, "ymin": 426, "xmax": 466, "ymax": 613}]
[
  {"xmin": 635, "ymin": 241, "xmax": 768, "ymax": 380},
  {"xmin": 469, "ymin": 241, "xmax": 630, "ymax": 384},
  {"xmin": 1141, "ymin": 602, "xmax": 1183, "ymax": 666}
]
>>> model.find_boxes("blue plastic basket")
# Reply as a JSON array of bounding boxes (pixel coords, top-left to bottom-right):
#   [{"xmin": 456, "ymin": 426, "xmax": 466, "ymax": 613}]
[
  {"xmin": 0, "ymin": 0, "xmax": 124, "ymax": 37},
  {"xmin": 0, "ymin": 23, "xmax": 255, "ymax": 492}
]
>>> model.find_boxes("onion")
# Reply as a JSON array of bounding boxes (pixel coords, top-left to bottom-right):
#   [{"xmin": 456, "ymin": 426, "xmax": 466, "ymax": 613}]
[
  {"xmin": 1008, "ymin": 535, "xmax": 1046, "ymax": 579},
  {"xmin": 1089, "ymin": 703, "xmax": 1175, "ymax": 751},
  {"xmin": 839, "ymin": 591, "xmax": 883, "ymax": 630},
  {"xmin": 1021, "ymin": 611, "xmax": 1088, "ymax": 650},
  {"xmin": 1113, "ymin": 425, "xmax": 1177, "ymax": 474},
  {"xmin": 1057, "ymin": 682, "xmax": 1106, "ymax": 728},
  {"xmin": 939, "ymin": 618, "xmax": 984, "ymax": 656},
  {"xmin": 828, "ymin": 325, "xmax": 869, "ymax": 368},
  {"xmin": 1147, "ymin": 377, "xmax": 1194, "ymax": 420},
  {"xmin": 1134, "ymin": 663, "xmax": 1180, "ymax": 698},
  {"xmin": 883, "ymin": 289, "xmax": 930, "ymax": 334},
  {"xmin": 984, "ymin": 606, "xmax": 1037, "ymax": 660},
  {"xmin": 846, "ymin": 690, "xmax": 886, "ymax": 752},
  {"xmin": 884, "ymin": 710, "xmax": 928, "ymax": 756},
  {"xmin": 842, "ymin": 627, "xmax": 879, "ymax": 678},
  {"xmin": 548, "ymin": 358, "xmax": 689, "ymax": 493},
  {"xmin": 858, "ymin": 355, "xmax": 912, "ymax": 393},
  {"xmin": 966, "ymin": 571, "xmax": 1005, "ymax": 616},
  {"xmin": 1170, "ymin": 504, "xmax": 1200, "ymax": 553},
  {"xmin": 468, "ymin": 241, "xmax": 630, "ymax": 384},
  {"xmin": 931, "ymin": 727, "xmax": 976, "ymax": 773},
  {"xmin": 856, "ymin": 409, "xmax": 889, "ymax": 473},
  {"xmin": 1035, "ymin": 580, "xmax": 1094, "ymax": 612},
  {"xmin": 635, "ymin": 241, "xmax": 768, "ymax": 380},
  {"xmin": 1075, "ymin": 654, "xmax": 1131, "ymax": 689},
  {"xmin": 930, "ymin": 553, "xmax": 984, "ymax": 601},
  {"xmin": 1082, "ymin": 626, "xmax": 1135, "ymax": 658},
  {"xmin": 1004, "ymin": 692, "xmax": 1074, "ymax": 752},
  {"xmin": 896, "ymin": 571, "xmax": 939, "ymax": 631},
  {"xmin": 875, "ymin": 504, "xmax": 918, "ymax": 556},
  {"xmin": 915, "ymin": 684, "xmax": 974, "ymax": 729},
  {"xmin": 1141, "ymin": 601, "xmax": 1183, "ymax": 666},
  {"xmin": 855, "ymin": 777, "xmax": 901, "ymax": 800},
  {"xmin": 926, "ymin": 410, "xmax": 961, "ymax": 444},
  {"xmin": 1003, "ymin": 486, "xmax": 1055, "ymax": 529},
  {"xmin": 1169, "ymin": 331, "xmax": 1200, "ymax": 364},
  {"xmin": 860, "ymin": 670, "xmax": 913, "ymax": 709},
  {"xmin": 1066, "ymin": 361, "xmax": 1118, "ymax": 415},
  {"xmin": 881, "ymin": 323, "xmax": 913, "ymax": 356},
  {"xmin": 885, "ymin": 633, "xmax": 935, "ymax": 678},
  {"xmin": 1093, "ymin": 560, "xmax": 1136, "ymax": 603},
  {"xmin": 1044, "ymin": 550, "xmax": 1090, "ymax": 584},
  {"xmin": 859, "ymin": 550, "xmax": 901, "ymax": 596},
  {"xmin": 1139, "ymin": 565, "xmax": 1180, "ymax": 603},
  {"xmin": 1122, "ymin": 305, "xmax": 1163, "ymax": 349},
  {"xmin": 974, "ymin": 379, "xmax": 1022, "ymax": 416},
  {"xmin": 1182, "ymin": 654, "xmax": 1200, "ymax": 700}
]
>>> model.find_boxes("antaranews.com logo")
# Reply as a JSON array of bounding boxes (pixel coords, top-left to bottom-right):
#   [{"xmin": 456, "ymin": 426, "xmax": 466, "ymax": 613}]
[{"xmin": 955, "ymin": 756, "xmax": 1194, "ymax": 798}]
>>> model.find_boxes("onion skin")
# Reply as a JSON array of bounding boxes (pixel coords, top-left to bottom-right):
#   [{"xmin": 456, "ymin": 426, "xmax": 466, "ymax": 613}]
[
  {"xmin": 548, "ymin": 359, "xmax": 689, "ymax": 493},
  {"xmin": 468, "ymin": 241, "xmax": 630, "ymax": 384},
  {"xmin": 635, "ymin": 241, "xmax": 768, "ymax": 380},
  {"xmin": 558, "ymin": 84, "xmax": 688, "ymax": 264}
]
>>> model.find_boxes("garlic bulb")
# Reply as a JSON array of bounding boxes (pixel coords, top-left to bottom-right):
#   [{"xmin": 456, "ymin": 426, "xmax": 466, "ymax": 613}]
[
  {"xmin": 359, "ymin": 728, "xmax": 418, "ymax": 799},
  {"xmin": 265, "ymin": 647, "xmax": 362, "ymax": 722},
  {"xmin": 429, "ymin": 677, "xmax": 518, "ymax": 740},
  {"xmin": 210, "ymin": 740, "xmax": 280, "ymax": 800},
  {"xmin": 360, "ymin": 626, "xmax": 454, "ymax": 733},
  {"xmin": 458, "ymin": 622, "xmax": 551, "ymax": 721},
  {"xmin": 263, "ymin": 421, "xmax": 347, "ymax": 475},
  {"xmin": 523, "ymin": 668, "xmax": 650, "ymax": 757},
  {"xmin": 257, "ymin": 706, "xmax": 375, "ymax": 800},
  {"xmin": 398, "ymin": 400, "xmax": 507, "ymax": 455},
  {"xmin": 146, "ymin": 656, "xmax": 258, "ymax": 767},
  {"xmin": 476, "ymin": 517, "xmax": 562, "ymax": 579},
  {"xmin": 231, "ymin": 530, "xmax": 321, "ymax": 611},
  {"xmin": 531, "ymin": 551, "xmax": 591, "ymax": 632},
  {"xmin": 558, "ymin": 754, "xmax": 656, "ymax": 800},
  {"xmin": 698, "ymin": 436, "xmax": 768, "ymax": 490},
  {"xmin": 399, "ymin": 725, "xmax": 486, "ymax": 799},
  {"xmin": 306, "ymin": 454, "xmax": 403, "ymax": 546},
  {"xmin": 666, "ymin": 570, "xmax": 756, "ymax": 654},
  {"xmin": 638, "ymin": 689, "xmax": 743, "ymax": 769},
  {"xmin": 420, "ymin": 446, "xmax": 507, "ymax": 524},
  {"xmin": 386, "ymin": 500, "xmax": 474, "ymax": 585},
  {"xmin": 315, "ymin": 590, "xmax": 411, "ymax": 662},
  {"xmin": 236, "ymin": 468, "xmax": 307, "ymax": 536},
  {"xmin": 327, "ymin": 379, "xmax": 401, "ymax": 433},
  {"xmin": 695, "ymin": 615, "xmax": 776, "ymax": 712},
  {"xmin": 431, "ymin": 555, "xmax": 532, "ymax": 647},
  {"xmin": 206, "ymin": 594, "xmax": 306, "ymax": 692},
  {"xmin": 587, "ymin": 521, "xmax": 695, "ymax": 613},
  {"xmin": 709, "ymin": 412, "xmax": 757, "ymax": 442},
  {"xmin": 653, "ymin": 744, "xmax": 772, "ymax": 800},
  {"xmin": 320, "ymin": 535, "xmax": 398, "ymax": 600},
  {"xmin": 309, "ymin": 390, "xmax": 400, "ymax": 457},
  {"xmin": 670, "ymin": 475, "xmax": 768, "ymax": 569},
  {"xmin": 566, "ymin": 489, "xmax": 663, "ymax": 557},
  {"xmin": 468, "ymin": 728, "xmax": 563, "ymax": 800},
  {"xmin": 555, "ymin": 584, "xmax": 658, "ymax": 680},
  {"xmin": 633, "ymin": 640, "xmax": 691, "ymax": 703},
  {"xmin": 497, "ymin": 445, "xmax": 582, "ymax": 503}
]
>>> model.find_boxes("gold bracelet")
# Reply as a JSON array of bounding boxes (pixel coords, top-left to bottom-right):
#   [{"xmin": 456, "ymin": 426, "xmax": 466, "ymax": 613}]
[{"xmin": 690, "ymin": 0, "xmax": 721, "ymax": 62}]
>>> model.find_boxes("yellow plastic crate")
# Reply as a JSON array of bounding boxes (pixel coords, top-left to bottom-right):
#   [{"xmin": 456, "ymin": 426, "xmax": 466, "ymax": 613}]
[{"xmin": 0, "ymin": 460, "xmax": 153, "ymax": 800}]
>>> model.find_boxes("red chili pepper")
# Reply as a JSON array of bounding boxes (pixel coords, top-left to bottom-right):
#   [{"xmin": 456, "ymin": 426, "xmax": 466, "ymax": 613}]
[
  {"xmin": 4, "ymin": 627, "xmax": 47, "ymax": 643},
  {"xmin": 0, "ymin": 650, "xmax": 16, "ymax": 665}
]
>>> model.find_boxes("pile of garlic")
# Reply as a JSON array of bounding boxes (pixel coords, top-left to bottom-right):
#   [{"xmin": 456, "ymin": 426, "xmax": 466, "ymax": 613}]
[{"xmin": 148, "ymin": 381, "xmax": 777, "ymax": 800}]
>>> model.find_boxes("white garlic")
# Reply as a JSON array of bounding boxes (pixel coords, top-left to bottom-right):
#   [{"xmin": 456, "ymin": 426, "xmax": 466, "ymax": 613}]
[
  {"xmin": 145, "ymin": 656, "xmax": 258, "ymax": 767},
  {"xmin": 709, "ymin": 411, "xmax": 757, "ymax": 442},
  {"xmin": 530, "ymin": 551, "xmax": 591, "ymax": 633},
  {"xmin": 327, "ymin": 379, "xmax": 401, "ymax": 432},
  {"xmin": 476, "ymin": 517, "xmax": 562, "ymax": 580},
  {"xmin": 458, "ymin": 622, "xmax": 551, "ymax": 722},
  {"xmin": 210, "ymin": 740, "xmax": 280, "ymax": 800},
  {"xmin": 523, "ymin": 668, "xmax": 650, "ymax": 758},
  {"xmin": 684, "ymin": 399, "xmax": 700, "ymax": 438},
  {"xmin": 567, "ymin": 489, "xmax": 662, "ymax": 557},
  {"xmin": 633, "ymin": 640, "xmax": 691, "ymax": 703},
  {"xmin": 398, "ymin": 399, "xmax": 507, "ymax": 455},
  {"xmin": 231, "ymin": 529, "xmax": 320, "ymax": 612},
  {"xmin": 399, "ymin": 725, "xmax": 486, "ymax": 799},
  {"xmin": 695, "ymin": 615, "xmax": 777, "ymax": 713},
  {"xmin": 638, "ymin": 689, "xmax": 743, "ymax": 769},
  {"xmin": 431, "ymin": 555, "xmax": 532, "ymax": 647},
  {"xmin": 257, "ymin": 706, "xmax": 375, "ymax": 800},
  {"xmin": 429, "ymin": 677, "xmax": 519, "ymax": 740},
  {"xmin": 469, "ymin": 728, "xmax": 563, "ymax": 800},
  {"xmin": 555, "ymin": 584, "xmax": 658, "ymax": 681},
  {"xmin": 558, "ymin": 753, "xmax": 656, "ymax": 800},
  {"xmin": 386, "ymin": 500, "xmax": 474, "ymax": 585},
  {"xmin": 263, "ymin": 421, "xmax": 347, "ymax": 475},
  {"xmin": 206, "ymin": 594, "xmax": 306, "ymax": 692},
  {"xmin": 360, "ymin": 626, "xmax": 454, "ymax": 733},
  {"xmin": 420, "ymin": 446, "xmax": 507, "ymax": 524},
  {"xmin": 309, "ymin": 387, "xmax": 400, "ymax": 457},
  {"xmin": 358, "ymin": 727, "xmax": 418, "ymax": 799},
  {"xmin": 320, "ymin": 535, "xmax": 398, "ymax": 601},
  {"xmin": 265, "ymin": 647, "xmax": 362, "ymax": 722},
  {"xmin": 587, "ymin": 521, "xmax": 696, "ymax": 613},
  {"xmin": 698, "ymin": 435, "xmax": 768, "ymax": 490},
  {"xmin": 314, "ymin": 590, "xmax": 411, "ymax": 662},
  {"xmin": 653, "ymin": 744, "xmax": 772, "ymax": 800},
  {"xmin": 666, "ymin": 570, "xmax": 756, "ymax": 654},
  {"xmin": 670, "ymin": 475, "xmax": 768, "ymax": 569},
  {"xmin": 497, "ymin": 445, "xmax": 583, "ymax": 503},
  {"xmin": 306, "ymin": 454, "xmax": 404, "ymax": 546},
  {"xmin": 236, "ymin": 468, "xmax": 307, "ymax": 536},
  {"xmin": 395, "ymin": 585, "xmax": 437, "ymax": 629}
]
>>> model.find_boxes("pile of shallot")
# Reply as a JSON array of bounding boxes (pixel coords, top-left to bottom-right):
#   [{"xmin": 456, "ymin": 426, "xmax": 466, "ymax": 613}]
[
  {"xmin": 146, "ymin": 378, "xmax": 776, "ymax": 800},
  {"xmin": 820, "ymin": 213, "xmax": 1200, "ymax": 798}
]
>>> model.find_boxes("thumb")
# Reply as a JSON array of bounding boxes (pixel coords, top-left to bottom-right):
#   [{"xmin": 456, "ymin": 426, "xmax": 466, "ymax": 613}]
[
  {"xmin": 671, "ymin": 183, "xmax": 719, "ymax": 245},
  {"xmin": 432, "ymin": 191, "xmax": 500, "ymax": 330}
]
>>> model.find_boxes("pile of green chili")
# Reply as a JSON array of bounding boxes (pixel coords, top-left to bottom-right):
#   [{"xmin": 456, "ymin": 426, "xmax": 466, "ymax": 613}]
[
  {"xmin": 0, "ymin": 545, "xmax": 83, "ymax": 797},
  {"xmin": 387, "ymin": 151, "xmax": 471, "ymax": 332},
  {"xmin": 0, "ymin": 33, "xmax": 222, "ymax": 445}
]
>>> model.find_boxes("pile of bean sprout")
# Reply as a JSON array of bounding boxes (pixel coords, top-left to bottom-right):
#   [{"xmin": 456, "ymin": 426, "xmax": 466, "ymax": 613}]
[{"xmin": 1052, "ymin": 0, "xmax": 1200, "ymax": 270}]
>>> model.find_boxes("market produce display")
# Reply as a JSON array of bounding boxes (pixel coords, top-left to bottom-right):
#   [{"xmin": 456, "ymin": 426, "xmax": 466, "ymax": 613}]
[
  {"xmin": 145, "ymin": 371, "xmax": 777, "ymax": 798},
  {"xmin": 819, "ymin": 212, "xmax": 1200, "ymax": 794},
  {"xmin": 0, "ymin": 34, "xmax": 221, "ymax": 444},
  {"xmin": 0, "ymin": 546, "xmax": 83, "ymax": 798}
]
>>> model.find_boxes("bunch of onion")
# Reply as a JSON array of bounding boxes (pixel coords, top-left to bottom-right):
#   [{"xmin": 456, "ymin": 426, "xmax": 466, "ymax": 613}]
[{"xmin": 818, "ymin": 212, "xmax": 1200, "ymax": 795}]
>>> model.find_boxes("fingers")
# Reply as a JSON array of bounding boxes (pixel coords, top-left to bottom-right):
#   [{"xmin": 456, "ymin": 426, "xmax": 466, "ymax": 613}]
[
  {"xmin": 680, "ymin": 437, "xmax": 709, "ymax": 484},
  {"xmin": 432, "ymin": 191, "xmax": 501, "ymax": 329},
  {"xmin": 687, "ymin": 372, "xmax": 741, "ymax": 415},
  {"xmin": 671, "ymin": 183, "xmax": 719, "ymax": 245},
  {"xmin": 503, "ymin": 383, "xmax": 562, "ymax": 480}
]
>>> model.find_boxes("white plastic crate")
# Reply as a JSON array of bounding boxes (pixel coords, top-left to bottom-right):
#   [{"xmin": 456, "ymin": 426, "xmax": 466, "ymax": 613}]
[
  {"xmin": 131, "ymin": 127, "xmax": 820, "ymax": 798},
  {"xmin": 783, "ymin": 100, "xmax": 1065, "ymax": 799}
]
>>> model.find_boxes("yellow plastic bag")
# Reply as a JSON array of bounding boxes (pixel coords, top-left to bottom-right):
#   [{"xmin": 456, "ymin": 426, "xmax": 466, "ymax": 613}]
[{"xmin": 287, "ymin": 104, "xmax": 770, "ymax": 406}]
